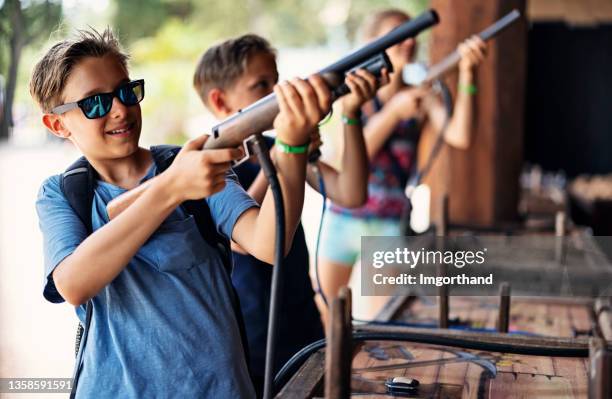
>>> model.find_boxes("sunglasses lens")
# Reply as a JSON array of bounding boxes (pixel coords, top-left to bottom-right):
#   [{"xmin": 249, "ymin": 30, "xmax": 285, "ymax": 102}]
[
  {"xmin": 118, "ymin": 81, "xmax": 144, "ymax": 106},
  {"xmin": 81, "ymin": 94, "xmax": 113, "ymax": 119}
]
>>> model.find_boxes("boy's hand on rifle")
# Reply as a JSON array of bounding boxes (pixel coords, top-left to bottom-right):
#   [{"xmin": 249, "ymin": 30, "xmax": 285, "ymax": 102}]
[
  {"xmin": 273, "ymin": 75, "xmax": 331, "ymax": 146},
  {"xmin": 342, "ymin": 68, "xmax": 388, "ymax": 116},
  {"xmin": 165, "ymin": 134, "xmax": 244, "ymax": 201}
]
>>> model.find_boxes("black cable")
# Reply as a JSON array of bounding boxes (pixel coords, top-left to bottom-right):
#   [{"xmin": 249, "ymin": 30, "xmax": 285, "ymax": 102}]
[
  {"xmin": 273, "ymin": 330, "xmax": 590, "ymax": 393},
  {"xmin": 249, "ymin": 135, "xmax": 286, "ymax": 399}
]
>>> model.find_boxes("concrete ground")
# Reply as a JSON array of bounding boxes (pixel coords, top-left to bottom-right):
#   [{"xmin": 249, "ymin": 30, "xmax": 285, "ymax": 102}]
[{"xmin": 0, "ymin": 143, "xmax": 80, "ymax": 399}]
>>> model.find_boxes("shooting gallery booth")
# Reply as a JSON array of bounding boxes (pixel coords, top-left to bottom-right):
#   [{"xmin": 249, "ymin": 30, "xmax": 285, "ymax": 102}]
[{"xmin": 279, "ymin": 1, "xmax": 612, "ymax": 398}]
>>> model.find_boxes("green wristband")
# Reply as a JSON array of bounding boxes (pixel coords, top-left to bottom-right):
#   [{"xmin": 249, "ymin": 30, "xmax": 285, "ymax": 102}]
[
  {"xmin": 274, "ymin": 137, "xmax": 309, "ymax": 154},
  {"xmin": 458, "ymin": 83, "xmax": 477, "ymax": 95},
  {"xmin": 341, "ymin": 115, "xmax": 361, "ymax": 125}
]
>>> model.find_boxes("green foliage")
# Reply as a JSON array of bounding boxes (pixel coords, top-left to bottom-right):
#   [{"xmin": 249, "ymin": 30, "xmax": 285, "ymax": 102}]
[
  {"xmin": 8, "ymin": 0, "xmax": 433, "ymax": 143},
  {"xmin": 0, "ymin": 0, "xmax": 62, "ymax": 76},
  {"xmin": 112, "ymin": 0, "xmax": 193, "ymax": 44}
]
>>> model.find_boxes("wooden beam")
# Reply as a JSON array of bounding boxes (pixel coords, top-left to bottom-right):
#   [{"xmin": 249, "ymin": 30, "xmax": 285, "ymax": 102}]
[
  {"xmin": 497, "ymin": 282, "xmax": 511, "ymax": 333},
  {"xmin": 595, "ymin": 297, "xmax": 612, "ymax": 341},
  {"xmin": 589, "ymin": 337, "xmax": 612, "ymax": 399},
  {"xmin": 425, "ymin": 0, "xmax": 527, "ymax": 226},
  {"xmin": 325, "ymin": 287, "xmax": 352, "ymax": 399},
  {"xmin": 356, "ymin": 323, "xmax": 597, "ymax": 352},
  {"xmin": 275, "ymin": 351, "xmax": 325, "ymax": 398}
]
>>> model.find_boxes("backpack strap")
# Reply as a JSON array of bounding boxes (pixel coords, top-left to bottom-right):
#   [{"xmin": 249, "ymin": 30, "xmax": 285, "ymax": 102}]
[
  {"xmin": 60, "ymin": 157, "xmax": 97, "ymax": 232},
  {"xmin": 59, "ymin": 159, "xmax": 95, "ymax": 399}
]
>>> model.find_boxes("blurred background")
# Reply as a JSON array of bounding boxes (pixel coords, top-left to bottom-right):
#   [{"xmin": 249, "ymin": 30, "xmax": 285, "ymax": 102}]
[{"xmin": 1, "ymin": 0, "xmax": 611, "ymax": 396}]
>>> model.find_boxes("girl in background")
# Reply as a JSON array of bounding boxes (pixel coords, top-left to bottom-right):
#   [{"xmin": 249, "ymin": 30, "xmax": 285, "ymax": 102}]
[{"xmin": 317, "ymin": 9, "xmax": 487, "ymax": 322}]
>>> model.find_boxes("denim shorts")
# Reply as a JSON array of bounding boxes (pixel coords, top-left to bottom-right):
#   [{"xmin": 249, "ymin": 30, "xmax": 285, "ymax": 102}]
[{"xmin": 319, "ymin": 210, "xmax": 401, "ymax": 267}]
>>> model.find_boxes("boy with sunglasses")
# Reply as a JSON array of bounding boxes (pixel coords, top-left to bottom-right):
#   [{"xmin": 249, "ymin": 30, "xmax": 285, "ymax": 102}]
[{"xmin": 31, "ymin": 28, "xmax": 331, "ymax": 398}]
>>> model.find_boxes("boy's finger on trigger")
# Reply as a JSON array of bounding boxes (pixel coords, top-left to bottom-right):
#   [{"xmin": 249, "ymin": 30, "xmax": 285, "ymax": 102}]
[
  {"xmin": 206, "ymin": 148, "xmax": 242, "ymax": 163},
  {"xmin": 184, "ymin": 133, "xmax": 209, "ymax": 151}
]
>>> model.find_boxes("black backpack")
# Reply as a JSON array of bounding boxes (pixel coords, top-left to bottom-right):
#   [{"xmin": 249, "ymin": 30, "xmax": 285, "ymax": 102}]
[{"xmin": 60, "ymin": 145, "xmax": 250, "ymax": 397}]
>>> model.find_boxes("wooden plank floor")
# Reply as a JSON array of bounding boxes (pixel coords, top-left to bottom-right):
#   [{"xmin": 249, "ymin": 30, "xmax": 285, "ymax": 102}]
[{"xmin": 390, "ymin": 296, "xmax": 593, "ymax": 338}]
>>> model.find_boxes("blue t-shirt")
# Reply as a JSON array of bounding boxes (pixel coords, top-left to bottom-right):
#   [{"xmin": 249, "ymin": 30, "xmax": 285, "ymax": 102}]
[
  {"xmin": 36, "ymin": 162, "xmax": 258, "ymax": 398},
  {"xmin": 232, "ymin": 150, "xmax": 324, "ymax": 380}
]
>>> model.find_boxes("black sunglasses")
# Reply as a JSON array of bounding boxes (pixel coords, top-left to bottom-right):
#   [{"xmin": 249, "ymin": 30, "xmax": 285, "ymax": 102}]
[{"xmin": 51, "ymin": 79, "xmax": 145, "ymax": 119}]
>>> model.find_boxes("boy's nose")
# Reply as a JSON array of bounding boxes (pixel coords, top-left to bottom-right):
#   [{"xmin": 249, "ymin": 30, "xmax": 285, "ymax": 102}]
[{"xmin": 109, "ymin": 96, "xmax": 129, "ymax": 119}]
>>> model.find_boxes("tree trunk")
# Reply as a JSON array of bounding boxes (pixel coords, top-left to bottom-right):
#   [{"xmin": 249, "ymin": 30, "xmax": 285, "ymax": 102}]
[{"xmin": 1, "ymin": 0, "xmax": 25, "ymax": 141}]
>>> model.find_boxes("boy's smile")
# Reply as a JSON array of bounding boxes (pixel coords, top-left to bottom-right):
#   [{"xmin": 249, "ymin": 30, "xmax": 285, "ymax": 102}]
[{"xmin": 47, "ymin": 54, "xmax": 142, "ymax": 161}]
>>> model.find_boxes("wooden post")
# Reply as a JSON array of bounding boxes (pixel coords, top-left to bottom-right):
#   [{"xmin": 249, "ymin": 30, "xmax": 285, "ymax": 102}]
[
  {"xmin": 589, "ymin": 337, "xmax": 612, "ymax": 399},
  {"xmin": 555, "ymin": 211, "xmax": 567, "ymax": 263},
  {"xmin": 437, "ymin": 194, "xmax": 449, "ymax": 329},
  {"xmin": 497, "ymin": 282, "xmax": 511, "ymax": 333},
  {"xmin": 325, "ymin": 287, "xmax": 352, "ymax": 399},
  {"xmin": 595, "ymin": 297, "xmax": 612, "ymax": 341},
  {"xmin": 425, "ymin": 0, "xmax": 527, "ymax": 226},
  {"xmin": 436, "ymin": 193, "xmax": 449, "ymax": 237}
]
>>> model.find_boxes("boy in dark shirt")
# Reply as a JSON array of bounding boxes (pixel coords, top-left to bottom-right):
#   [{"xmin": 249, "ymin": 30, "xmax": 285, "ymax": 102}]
[{"xmin": 191, "ymin": 34, "xmax": 382, "ymax": 395}]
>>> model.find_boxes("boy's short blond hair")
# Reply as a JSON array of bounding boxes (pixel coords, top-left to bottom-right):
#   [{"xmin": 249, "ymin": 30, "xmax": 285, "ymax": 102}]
[
  {"xmin": 29, "ymin": 27, "xmax": 129, "ymax": 113},
  {"xmin": 193, "ymin": 34, "xmax": 276, "ymax": 109}
]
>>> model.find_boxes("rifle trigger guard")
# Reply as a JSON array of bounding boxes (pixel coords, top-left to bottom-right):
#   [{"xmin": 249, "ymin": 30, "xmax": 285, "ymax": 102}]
[{"xmin": 232, "ymin": 134, "xmax": 258, "ymax": 167}]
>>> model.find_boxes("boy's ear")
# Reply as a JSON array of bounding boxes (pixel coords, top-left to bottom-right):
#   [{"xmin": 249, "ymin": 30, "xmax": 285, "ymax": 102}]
[
  {"xmin": 207, "ymin": 88, "xmax": 230, "ymax": 116},
  {"xmin": 42, "ymin": 113, "xmax": 71, "ymax": 139}
]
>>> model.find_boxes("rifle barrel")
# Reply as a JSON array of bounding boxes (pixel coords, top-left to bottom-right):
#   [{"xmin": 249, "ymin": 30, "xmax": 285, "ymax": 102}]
[{"xmin": 204, "ymin": 9, "xmax": 439, "ymax": 150}]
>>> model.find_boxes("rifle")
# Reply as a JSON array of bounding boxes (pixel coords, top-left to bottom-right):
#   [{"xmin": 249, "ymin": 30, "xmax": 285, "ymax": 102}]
[{"xmin": 204, "ymin": 9, "xmax": 440, "ymax": 151}]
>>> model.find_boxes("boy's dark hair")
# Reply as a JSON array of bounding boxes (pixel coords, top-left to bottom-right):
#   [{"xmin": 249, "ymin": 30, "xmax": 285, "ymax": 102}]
[
  {"xmin": 193, "ymin": 34, "xmax": 276, "ymax": 109},
  {"xmin": 29, "ymin": 27, "xmax": 129, "ymax": 113}
]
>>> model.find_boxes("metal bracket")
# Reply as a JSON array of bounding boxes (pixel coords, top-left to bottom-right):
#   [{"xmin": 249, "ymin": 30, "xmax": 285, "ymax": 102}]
[{"xmin": 232, "ymin": 134, "xmax": 259, "ymax": 167}]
